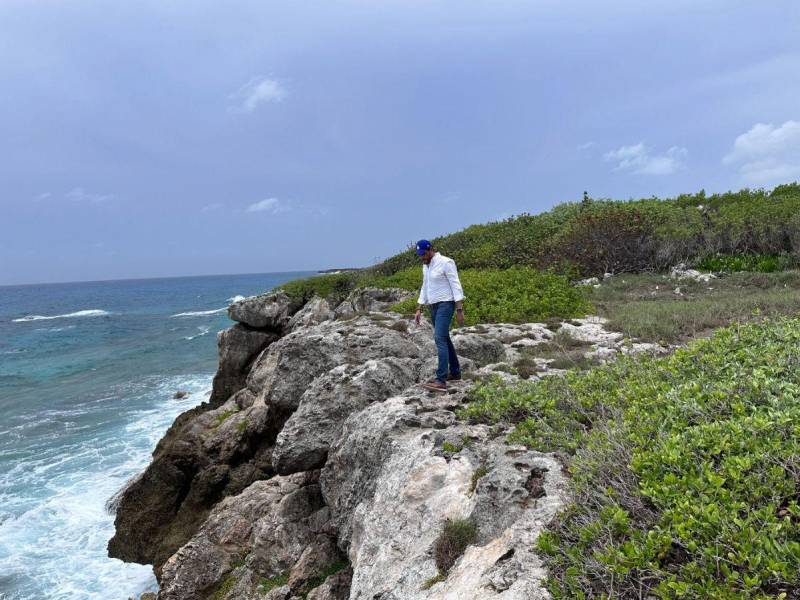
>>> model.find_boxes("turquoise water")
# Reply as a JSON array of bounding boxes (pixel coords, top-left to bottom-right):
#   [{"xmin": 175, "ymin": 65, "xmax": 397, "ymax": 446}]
[{"xmin": 0, "ymin": 272, "xmax": 312, "ymax": 600}]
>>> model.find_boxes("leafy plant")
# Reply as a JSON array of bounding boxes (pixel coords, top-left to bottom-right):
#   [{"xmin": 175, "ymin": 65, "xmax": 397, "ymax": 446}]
[
  {"xmin": 387, "ymin": 267, "xmax": 591, "ymax": 326},
  {"xmin": 462, "ymin": 318, "xmax": 800, "ymax": 598}
]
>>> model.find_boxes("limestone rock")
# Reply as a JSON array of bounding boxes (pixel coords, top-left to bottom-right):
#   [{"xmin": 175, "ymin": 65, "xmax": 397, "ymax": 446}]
[
  {"xmin": 210, "ymin": 324, "xmax": 278, "ymax": 405},
  {"xmin": 272, "ymin": 357, "xmax": 420, "ymax": 474},
  {"xmin": 451, "ymin": 332, "xmax": 506, "ymax": 366},
  {"xmin": 107, "ymin": 394, "xmax": 286, "ymax": 572},
  {"xmin": 670, "ymin": 263, "xmax": 716, "ymax": 283},
  {"xmin": 228, "ymin": 291, "xmax": 297, "ymax": 331},
  {"xmin": 286, "ymin": 296, "xmax": 334, "ymax": 332},
  {"xmin": 306, "ymin": 568, "xmax": 353, "ymax": 600},
  {"xmin": 158, "ymin": 471, "xmax": 341, "ymax": 600},
  {"xmin": 333, "ymin": 287, "xmax": 412, "ymax": 317},
  {"xmin": 321, "ymin": 388, "xmax": 569, "ymax": 599},
  {"xmin": 247, "ymin": 315, "xmax": 432, "ymax": 412}
]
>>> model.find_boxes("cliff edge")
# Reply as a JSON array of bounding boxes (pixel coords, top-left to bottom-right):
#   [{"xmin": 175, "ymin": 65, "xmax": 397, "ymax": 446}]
[{"xmin": 109, "ymin": 288, "xmax": 661, "ymax": 599}]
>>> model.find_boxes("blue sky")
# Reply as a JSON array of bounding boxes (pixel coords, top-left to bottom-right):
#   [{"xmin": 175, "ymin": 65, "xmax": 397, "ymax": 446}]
[{"xmin": 1, "ymin": 0, "xmax": 799, "ymax": 285}]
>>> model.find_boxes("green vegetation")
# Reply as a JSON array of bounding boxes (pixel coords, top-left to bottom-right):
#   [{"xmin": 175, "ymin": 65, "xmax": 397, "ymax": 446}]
[
  {"xmin": 433, "ymin": 518, "xmax": 479, "ymax": 574},
  {"xmin": 274, "ymin": 185, "xmax": 800, "ymax": 329},
  {"xmin": 589, "ymin": 270, "xmax": 800, "ymax": 343},
  {"xmin": 696, "ymin": 253, "xmax": 792, "ymax": 273},
  {"xmin": 441, "ymin": 441, "xmax": 463, "ymax": 453},
  {"xmin": 461, "ymin": 318, "xmax": 800, "ymax": 598},
  {"xmin": 210, "ymin": 572, "xmax": 237, "ymax": 600},
  {"xmin": 257, "ymin": 571, "xmax": 289, "ymax": 594},
  {"xmin": 387, "ymin": 267, "xmax": 591, "ymax": 326},
  {"xmin": 421, "ymin": 573, "xmax": 446, "ymax": 590},
  {"xmin": 374, "ymin": 184, "xmax": 800, "ymax": 277},
  {"xmin": 470, "ymin": 463, "xmax": 489, "ymax": 493},
  {"xmin": 300, "ymin": 560, "xmax": 350, "ymax": 598},
  {"xmin": 213, "ymin": 408, "xmax": 239, "ymax": 428},
  {"xmin": 279, "ymin": 271, "xmax": 360, "ymax": 306}
]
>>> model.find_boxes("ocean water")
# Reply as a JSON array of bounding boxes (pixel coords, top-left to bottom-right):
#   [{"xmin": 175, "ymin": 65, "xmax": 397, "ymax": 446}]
[{"xmin": 0, "ymin": 272, "xmax": 313, "ymax": 600}]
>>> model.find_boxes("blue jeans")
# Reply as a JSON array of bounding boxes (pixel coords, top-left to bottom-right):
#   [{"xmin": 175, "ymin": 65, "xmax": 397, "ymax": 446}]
[{"xmin": 429, "ymin": 301, "xmax": 461, "ymax": 384}]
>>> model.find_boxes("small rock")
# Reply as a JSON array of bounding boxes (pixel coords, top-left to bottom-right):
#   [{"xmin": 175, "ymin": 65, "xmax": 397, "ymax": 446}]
[
  {"xmin": 577, "ymin": 276, "xmax": 600, "ymax": 286},
  {"xmin": 173, "ymin": 390, "xmax": 189, "ymax": 399}
]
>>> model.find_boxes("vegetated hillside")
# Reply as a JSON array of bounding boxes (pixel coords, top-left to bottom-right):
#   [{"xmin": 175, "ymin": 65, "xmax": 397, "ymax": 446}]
[
  {"xmin": 373, "ymin": 183, "xmax": 800, "ymax": 277},
  {"xmin": 462, "ymin": 317, "xmax": 800, "ymax": 599},
  {"xmin": 277, "ymin": 183, "xmax": 800, "ymax": 333},
  {"xmin": 280, "ymin": 183, "xmax": 800, "ymax": 301}
]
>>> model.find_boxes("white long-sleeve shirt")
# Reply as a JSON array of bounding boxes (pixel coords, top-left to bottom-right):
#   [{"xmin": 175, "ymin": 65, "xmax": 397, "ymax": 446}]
[{"xmin": 417, "ymin": 252, "xmax": 465, "ymax": 305}]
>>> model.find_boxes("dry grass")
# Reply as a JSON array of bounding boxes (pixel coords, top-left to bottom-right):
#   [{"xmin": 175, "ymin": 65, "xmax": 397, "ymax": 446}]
[
  {"xmin": 433, "ymin": 518, "xmax": 478, "ymax": 574},
  {"xmin": 589, "ymin": 270, "xmax": 800, "ymax": 343}
]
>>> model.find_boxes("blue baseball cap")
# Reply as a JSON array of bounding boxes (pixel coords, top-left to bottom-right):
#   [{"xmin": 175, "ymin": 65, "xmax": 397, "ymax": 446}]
[{"xmin": 415, "ymin": 239, "xmax": 432, "ymax": 255}]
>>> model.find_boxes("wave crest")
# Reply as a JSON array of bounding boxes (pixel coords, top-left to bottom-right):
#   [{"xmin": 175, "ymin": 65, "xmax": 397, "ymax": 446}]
[
  {"xmin": 171, "ymin": 308, "xmax": 226, "ymax": 318},
  {"xmin": 13, "ymin": 309, "xmax": 110, "ymax": 323}
]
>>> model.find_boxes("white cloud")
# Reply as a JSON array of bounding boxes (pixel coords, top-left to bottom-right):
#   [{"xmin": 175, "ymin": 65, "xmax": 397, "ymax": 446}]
[
  {"xmin": 604, "ymin": 143, "xmax": 687, "ymax": 175},
  {"xmin": 35, "ymin": 192, "xmax": 51, "ymax": 201},
  {"xmin": 577, "ymin": 141, "xmax": 596, "ymax": 151},
  {"xmin": 201, "ymin": 203, "xmax": 224, "ymax": 212},
  {"xmin": 246, "ymin": 197, "xmax": 289, "ymax": 214},
  {"xmin": 723, "ymin": 120, "xmax": 800, "ymax": 186},
  {"xmin": 229, "ymin": 76, "xmax": 287, "ymax": 113},
  {"xmin": 65, "ymin": 187, "xmax": 114, "ymax": 203}
]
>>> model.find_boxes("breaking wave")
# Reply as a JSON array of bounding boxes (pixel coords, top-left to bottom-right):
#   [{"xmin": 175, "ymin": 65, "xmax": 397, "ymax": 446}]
[{"xmin": 12, "ymin": 310, "xmax": 110, "ymax": 323}]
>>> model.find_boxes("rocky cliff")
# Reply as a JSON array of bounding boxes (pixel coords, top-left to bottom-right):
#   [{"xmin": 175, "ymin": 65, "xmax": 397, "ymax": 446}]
[{"xmin": 109, "ymin": 288, "xmax": 662, "ymax": 599}]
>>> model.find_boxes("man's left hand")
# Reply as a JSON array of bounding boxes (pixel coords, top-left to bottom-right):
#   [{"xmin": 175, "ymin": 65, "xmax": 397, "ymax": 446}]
[{"xmin": 455, "ymin": 309, "xmax": 464, "ymax": 326}]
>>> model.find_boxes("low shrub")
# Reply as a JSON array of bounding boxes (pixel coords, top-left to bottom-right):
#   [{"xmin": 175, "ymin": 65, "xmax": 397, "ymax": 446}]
[
  {"xmin": 257, "ymin": 572, "xmax": 289, "ymax": 594},
  {"xmin": 462, "ymin": 319, "xmax": 800, "ymax": 598},
  {"xmin": 279, "ymin": 271, "xmax": 360, "ymax": 306},
  {"xmin": 696, "ymin": 253, "xmax": 796, "ymax": 273},
  {"xmin": 433, "ymin": 518, "xmax": 478, "ymax": 574},
  {"xmin": 387, "ymin": 267, "xmax": 591, "ymax": 326},
  {"xmin": 372, "ymin": 184, "xmax": 800, "ymax": 278}
]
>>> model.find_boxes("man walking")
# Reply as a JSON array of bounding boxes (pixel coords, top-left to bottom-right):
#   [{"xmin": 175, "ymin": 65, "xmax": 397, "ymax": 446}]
[{"xmin": 413, "ymin": 240, "xmax": 465, "ymax": 391}]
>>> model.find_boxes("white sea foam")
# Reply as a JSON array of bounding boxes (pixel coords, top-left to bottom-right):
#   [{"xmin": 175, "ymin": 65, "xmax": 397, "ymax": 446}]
[
  {"xmin": 34, "ymin": 325, "xmax": 77, "ymax": 333},
  {"xmin": 170, "ymin": 307, "xmax": 226, "ymax": 318},
  {"xmin": 0, "ymin": 374, "xmax": 212, "ymax": 600},
  {"xmin": 184, "ymin": 326, "xmax": 211, "ymax": 340},
  {"xmin": 12, "ymin": 310, "xmax": 110, "ymax": 323},
  {"xmin": 171, "ymin": 294, "xmax": 245, "ymax": 318}
]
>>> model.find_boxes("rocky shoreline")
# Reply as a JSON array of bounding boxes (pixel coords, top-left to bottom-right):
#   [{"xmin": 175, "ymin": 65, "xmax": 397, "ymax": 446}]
[{"xmin": 111, "ymin": 288, "xmax": 666, "ymax": 600}]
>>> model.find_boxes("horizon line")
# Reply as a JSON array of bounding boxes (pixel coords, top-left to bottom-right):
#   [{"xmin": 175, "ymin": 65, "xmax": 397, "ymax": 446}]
[{"xmin": 0, "ymin": 268, "xmax": 362, "ymax": 289}]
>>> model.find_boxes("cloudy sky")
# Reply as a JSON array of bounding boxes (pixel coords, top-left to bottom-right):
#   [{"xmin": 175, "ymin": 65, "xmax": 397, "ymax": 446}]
[{"xmin": 1, "ymin": 0, "xmax": 799, "ymax": 285}]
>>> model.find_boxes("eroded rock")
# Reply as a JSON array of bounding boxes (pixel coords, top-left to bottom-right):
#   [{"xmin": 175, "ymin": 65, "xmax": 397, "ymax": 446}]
[
  {"xmin": 228, "ymin": 291, "xmax": 297, "ymax": 331},
  {"xmin": 210, "ymin": 324, "xmax": 278, "ymax": 405}
]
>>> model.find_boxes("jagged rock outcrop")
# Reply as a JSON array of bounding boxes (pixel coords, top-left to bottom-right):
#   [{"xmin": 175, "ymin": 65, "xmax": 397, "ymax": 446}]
[
  {"xmin": 110, "ymin": 290, "xmax": 667, "ymax": 599},
  {"xmin": 286, "ymin": 296, "xmax": 334, "ymax": 332},
  {"xmin": 333, "ymin": 287, "xmax": 412, "ymax": 318},
  {"xmin": 158, "ymin": 471, "xmax": 343, "ymax": 600},
  {"xmin": 209, "ymin": 324, "xmax": 278, "ymax": 405},
  {"xmin": 321, "ymin": 390, "xmax": 568, "ymax": 598},
  {"xmin": 272, "ymin": 357, "xmax": 420, "ymax": 474},
  {"xmin": 228, "ymin": 291, "xmax": 298, "ymax": 330}
]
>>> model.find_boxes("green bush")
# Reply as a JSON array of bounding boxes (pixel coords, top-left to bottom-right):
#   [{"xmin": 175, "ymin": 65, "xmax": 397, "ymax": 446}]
[
  {"xmin": 461, "ymin": 318, "xmax": 800, "ymax": 598},
  {"xmin": 372, "ymin": 184, "xmax": 800, "ymax": 278},
  {"xmin": 279, "ymin": 271, "xmax": 360, "ymax": 306},
  {"xmin": 387, "ymin": 266, "xmax": 591, "ymax": 326},
  {"xmin": 696, "ymin": 253, "xmax": 795, "ymax": 273},
  {"xmin": 274, "ymin": 184, "xmax": 800, "ymax": 307}
]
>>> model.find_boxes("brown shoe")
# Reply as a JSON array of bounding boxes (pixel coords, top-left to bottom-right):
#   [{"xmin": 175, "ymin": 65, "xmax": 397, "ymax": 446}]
[
  {"xmin": 422, "ymin": 379, "xmax": 447, "ymax": 392},
  {"xmin": 447, "ymin": 373, "xmax": 462, "ymax": 381}
]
